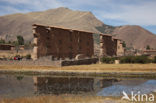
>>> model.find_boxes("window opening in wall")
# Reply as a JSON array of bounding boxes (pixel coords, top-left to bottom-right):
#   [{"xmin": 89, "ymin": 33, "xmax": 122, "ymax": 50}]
[
  {"xmin": 79, "ymin": 46, "xmax": 82, "ymax": 51},
  {"xmin": 69, "ymin": 34, "xmax": 72, "ymax": 42},
  {"xmin": 69, "ymin": 46, "xmax": 73, "ymax": 50},
  {"xmin": 46, "ymin": 44, "xmax": 51, "ymax": 48},
  {"xmin": 69, "ymin": 52, "xmax": 73, "ymax": 59},
  {"xmin": 79, "ymin": 39, "xmax": 82, "ymax": 42},
  {"xmin": 46, "ymin": 36, "xmax": 50, "ymax": 40},
  {"xmin": 59, "ymin": 40, "xmax": 62, "ymax": 44},
  {"xmin": 86, "ymin": 41, "xmax": 89, "ymax": 45},
  {"xmin": 70, "ymin": 37, "xmax": 72, "ymax": 42}
]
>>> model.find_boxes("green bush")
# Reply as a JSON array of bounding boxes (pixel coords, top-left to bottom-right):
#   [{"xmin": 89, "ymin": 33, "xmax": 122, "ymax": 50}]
[
  {"xmin": 101, "ymin": 56, "xmax": 154, "ymax": 64},
  {"xmin": 0, "ymin": 39, "xmax": 5, "ymax": 44},
  {"xmin": 154, "ymin": 56, "xmax": 156, "ymax": 63},
  {"xmin": 120, "ymin": 56, "xmax": 152, "ymax": 64},
  {"xmin": 26, "ymin": 54, "xmax": 31, "ymax": 59},
  {"xmin": 17, "ymin": 35, "xmax": 24, "ymax": 45},
  {"xmin": 101, "ymin": 57, "xmax": 117, "ymax": 64}
]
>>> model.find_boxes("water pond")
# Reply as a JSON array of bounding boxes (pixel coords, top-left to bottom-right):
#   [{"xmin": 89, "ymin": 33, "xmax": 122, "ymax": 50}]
[{"xmin": 0, "ymin": 74, "xmax": 156, "ymax": 98}]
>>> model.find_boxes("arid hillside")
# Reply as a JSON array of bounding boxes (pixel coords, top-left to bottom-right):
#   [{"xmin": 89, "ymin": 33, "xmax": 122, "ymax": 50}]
[
  {"xmin": 0, "ymin": 7, "xmax": 156, "ymax": 49},
  {"xmin": 0, "ymin": 7, "xmax": 112, "ymax": 41},
  {"xmin": 113, "ymin": 25, "xmax": 156, "ymax": 49}
]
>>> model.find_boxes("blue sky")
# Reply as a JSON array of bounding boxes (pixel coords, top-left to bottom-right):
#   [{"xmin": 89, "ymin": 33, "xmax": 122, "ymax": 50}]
[{"xmin": 0, "ymin": 0, "xmax": 156, "ymax": 34}]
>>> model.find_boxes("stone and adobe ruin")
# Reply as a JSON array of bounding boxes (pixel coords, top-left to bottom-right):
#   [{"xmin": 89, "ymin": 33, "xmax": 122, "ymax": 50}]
[
  {"xmin": 115, "ymin": 38, "xmax": 125, "ymax": 56},
  {"xmin": 32, "ymin": 24, "xmax": 94, "ymax": 60},
  {"xmin": 0, "ymin": 24, "xmax": 125, "ymax": 66},
  {"xmin": 32, "ymin": 24, "xmax": 124, "ymax": 63},
  {"xmin": 99, "ymin": 34, "xmax": 124, "ymax": 57}
]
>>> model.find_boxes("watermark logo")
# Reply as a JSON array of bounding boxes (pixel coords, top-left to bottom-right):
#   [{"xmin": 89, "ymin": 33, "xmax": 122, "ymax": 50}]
[{"xmin": 122, "ymin": 91, "xmax": 154, "ymax": 102}]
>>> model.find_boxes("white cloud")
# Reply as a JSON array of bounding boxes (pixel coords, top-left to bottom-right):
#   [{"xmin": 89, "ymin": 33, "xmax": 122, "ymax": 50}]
[
  {"xmin": 0, "ymin": 0, "xmax": 29, "ymax": 4},
  {"xmin": 99, "ymin": 0, "xmax": 156, "ymax": 25},
  {"xmin": 0, "ymin": 0, "xmax": 64, "ymax": 16}
]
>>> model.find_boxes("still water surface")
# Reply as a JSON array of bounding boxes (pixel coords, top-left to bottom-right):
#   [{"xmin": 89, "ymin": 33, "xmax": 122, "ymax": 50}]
[{"xmin": 0, "ymin": 74, "xmax": 156, "ymax": 98}]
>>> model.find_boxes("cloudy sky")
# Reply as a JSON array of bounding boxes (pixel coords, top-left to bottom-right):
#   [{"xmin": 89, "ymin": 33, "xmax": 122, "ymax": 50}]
[{"xmin": 0, "ymin": 0, "xmax": 156, "ymax": 34}]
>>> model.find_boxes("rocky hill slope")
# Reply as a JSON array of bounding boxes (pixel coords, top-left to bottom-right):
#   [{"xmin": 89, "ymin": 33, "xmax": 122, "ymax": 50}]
[
  {"xmin": 112, "ymin": 25, "xmax": 156, "ymax": 49},
  {"xmin": 0, "ymin": 7, "xmax": 156, "ymax": 49}
]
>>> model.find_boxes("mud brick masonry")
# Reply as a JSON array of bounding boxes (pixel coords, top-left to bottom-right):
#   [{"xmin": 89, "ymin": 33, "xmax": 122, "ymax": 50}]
[
  {"xmin": 100, "ymin": 34, "xmax": 124, "ymax": 57},
  {"xmin": 32, "ymin": 24, "xmax": 94, "ymax": 60},
  {"xmin": 32, "ymin": 24, "xmax": 124, "ymax": 60}
]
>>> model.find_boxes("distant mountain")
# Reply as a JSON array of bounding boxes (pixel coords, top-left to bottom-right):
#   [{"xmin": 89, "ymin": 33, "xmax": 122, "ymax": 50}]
[
  {"xmin": 112, "ymin": 25, "xmax": 156, "ymax": 49},
  {"xmin": 0, "ymin": 7, "xmax": 156, "ymax": 49},
  {"xmin": 0, "ymin": 7, "xmax": 111, "ymax": 41}
]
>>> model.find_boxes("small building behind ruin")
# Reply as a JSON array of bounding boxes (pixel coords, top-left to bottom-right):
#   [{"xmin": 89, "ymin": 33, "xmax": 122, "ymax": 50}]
[
  {"xmin": 0, "ymin": 44, "xmax": 15, "ymax": 50},
  {"xmin": 143, "ymin": 50, "xmax": 156, "ymax": 56},
  {"xmin": 32, "ymin": 24, "xmax": 94, "ymax": 60}
]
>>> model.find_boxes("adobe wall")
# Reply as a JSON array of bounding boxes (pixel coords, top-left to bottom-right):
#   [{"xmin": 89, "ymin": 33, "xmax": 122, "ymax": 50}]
[
  {"xmin": 100, "ymin": 34, "xmax": 117, "ymax": 57},
  {"xmin": 99, "ymin": 34, "xmax": 124, "ymax": 57},
  {"xmin": 116, "ymin": 40, "xmax": 124, "ymax": 56},
  {"xmin": 32, "ymin": 24, "xmax": 94, "ymax": 60}
]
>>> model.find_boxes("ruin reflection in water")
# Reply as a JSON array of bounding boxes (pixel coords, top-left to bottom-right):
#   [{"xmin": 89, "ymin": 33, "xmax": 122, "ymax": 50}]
[
  {"xmin": 1, "ymin": 74, "xmax": 155, "ymax": 98},
  {"xmin": 33, "ymin": 77, "xmax": 118, "ymax": 95}
]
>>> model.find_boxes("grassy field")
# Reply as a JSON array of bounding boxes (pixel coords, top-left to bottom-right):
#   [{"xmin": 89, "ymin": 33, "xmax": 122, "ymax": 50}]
[{"xmin": 0, "ymin": 64, "xmax": 156, "ymax": 73}]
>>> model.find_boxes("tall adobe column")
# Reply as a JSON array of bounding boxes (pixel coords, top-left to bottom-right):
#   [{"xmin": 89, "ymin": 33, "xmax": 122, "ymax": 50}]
[
  {"xmin": 99, "ymin": 34, "xmax": 106, "ymax": 57},
  {"xmin": 32, "ymin": 26, "xmax": 38, "ymax": 60}
]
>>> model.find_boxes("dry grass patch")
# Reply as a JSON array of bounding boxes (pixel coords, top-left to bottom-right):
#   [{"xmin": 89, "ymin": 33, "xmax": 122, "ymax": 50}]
[
  {"xmin": 0, "ymin": 64, "xmax": 156, "ymax": 73},
  {"xmin": 0, "ymin": 95, "xmax": 128, "ymax": 103}
]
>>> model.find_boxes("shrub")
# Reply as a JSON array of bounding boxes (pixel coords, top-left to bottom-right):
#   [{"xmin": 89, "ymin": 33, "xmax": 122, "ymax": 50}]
[
  {"xmin": 17, "ymin": 35, "xmax": 24, "ymax": 45},
  {"xmin": 101, "ymin": 57, "xmax": 117, "ymax": 64},
  {"xmin": 16, "ymin": 76, "xmax": 24, "ymax": 81},
  {"xmin": 120, "ymin": 56, "xmax": 152, "ymax": 64},
  {"xmin": 154, "ymin": 56, "xmax": 156, "ymax": 63},
  {"xmin": 26, "ymin": 54, "xmax": 31, "ymax": 59},
  {"xmin": 0, "ymin": 39, "xmax": 5, "ymax": 44}
]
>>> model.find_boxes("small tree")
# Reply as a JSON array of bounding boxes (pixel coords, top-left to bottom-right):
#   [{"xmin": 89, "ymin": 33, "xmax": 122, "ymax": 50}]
[
  {"xmin": 154, "ymin": 56, "xmax": 156, "ymax": 63},
  {"xmin": 26, "ymin": 54, "xmax": 31, "ymax": 59},
  {"xmin": 0, "ymin": 39, "xmax": 5, "ymax": 44},
  {"xmin": 12, "ymin": 41, "xmax": 19, "ymax": 53},
  {"xmin": 146, "ymin": 45, "xmax": 150, "ymax": 50},
  {"xmin": 8, "ymin": 41, "xmax": 11, "ymax": 44},
  {"xmin": 17, "ymin": 35, "xmax": 24, "ymax": 45},
  {"xmin": 122, "ymin": 41, "xmax": 126, "ymax": 48}
]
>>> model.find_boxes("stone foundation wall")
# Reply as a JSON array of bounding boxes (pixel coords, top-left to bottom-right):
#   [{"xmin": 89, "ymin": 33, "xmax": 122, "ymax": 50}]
[
  {"xmin": 0, "ymin": 60, "xmax": 61, "ymax": 67},
  {"xmin": 0, "ymin": 44, "xmax": 14, "ymax": 50},
  {"xmin": 0, "ymin": 56, "xmax": 98, "ymax": 67},
  {"xmin": 61, "ymin": 58, "xmax": 98, "ymax": 66}
]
